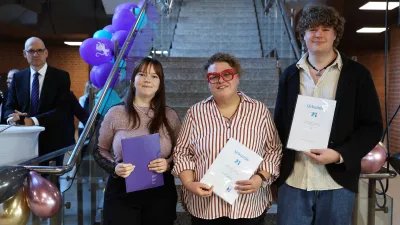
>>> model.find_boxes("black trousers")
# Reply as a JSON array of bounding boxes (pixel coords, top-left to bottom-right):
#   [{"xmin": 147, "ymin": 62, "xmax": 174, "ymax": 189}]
[
  {"xmin": 191, "ymin": 214, "xmax": 265, "ymax": 225},
  {"xmin": 103, "ymin": 171, "xmax": 177, "ymax": 225}
]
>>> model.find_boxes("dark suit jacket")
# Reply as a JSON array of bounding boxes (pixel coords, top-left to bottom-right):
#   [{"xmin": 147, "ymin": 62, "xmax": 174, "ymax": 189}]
[
  {"xmin": 0, "ymin": 90, "xmax": 8, "ymax": 124},
  {"xmin": 274, "ymin": 53, "xmax": 383, "ymax": 192},
  {"xmin": 5, "ymin": 66, "xmax": 71, "ymax": 156},
  {"xmin": 66, "ymin": 91, "xmax": 89, "ymax": 145}
]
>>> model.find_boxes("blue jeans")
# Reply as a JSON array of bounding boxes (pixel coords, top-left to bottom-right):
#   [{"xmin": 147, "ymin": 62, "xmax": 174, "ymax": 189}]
[{"xmin": 277, "ymin": 183, "xmax": 355, "ymax": 225}]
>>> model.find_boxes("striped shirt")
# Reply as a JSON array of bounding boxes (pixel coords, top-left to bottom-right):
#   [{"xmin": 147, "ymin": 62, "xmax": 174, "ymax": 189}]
[
  {"xmin": 285, "ymin": 50, "xmax": 344, "ymax": 191},
  {"xmin": 172, "ymin": 92, "xmax": 282, "ymax": 219}
]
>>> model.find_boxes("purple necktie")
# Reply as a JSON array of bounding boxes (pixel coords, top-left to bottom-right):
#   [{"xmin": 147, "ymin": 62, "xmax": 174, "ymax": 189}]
[{"xmin": 30, "ymin": 72, "xmax": 40, "ymax": 116}]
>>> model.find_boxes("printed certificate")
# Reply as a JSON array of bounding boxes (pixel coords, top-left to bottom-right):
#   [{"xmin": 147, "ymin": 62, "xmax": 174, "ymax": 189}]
[
  {"xmin": 287, "ymin": 95, "xmax": 336, "ymax": 152},
  {"xmin": 200, "ymin": 138, "xmax": 263, "ymax": 205}
]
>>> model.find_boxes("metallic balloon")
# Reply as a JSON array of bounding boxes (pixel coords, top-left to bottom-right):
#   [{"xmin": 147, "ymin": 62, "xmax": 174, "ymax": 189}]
[
  {"xmin": 27, "ymin": 171, "xmax": 62, "ymax": 218},
  {"xmin": 0, "ymin": 186, "xmax": 30, "ymax": 225},
  {"xmin": 361, "ymin": 142, "xmax": 387, "ymax": 174},
  {"xmin": 0, "ymin": 166, "xmax": 29, "ymax": 203}
]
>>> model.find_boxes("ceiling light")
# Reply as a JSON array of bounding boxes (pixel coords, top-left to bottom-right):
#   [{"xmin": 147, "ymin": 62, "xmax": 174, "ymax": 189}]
[
  {"xmin": 64, "ymin": 41, "xmax": 82, "ymax": 46},
  {"xmin": 356, "ymin": 27, "xmax": 387, "ymax": 33},
  {"xmin": 359, "ymin": 2, "xmax": 399, "ymax": 10}
]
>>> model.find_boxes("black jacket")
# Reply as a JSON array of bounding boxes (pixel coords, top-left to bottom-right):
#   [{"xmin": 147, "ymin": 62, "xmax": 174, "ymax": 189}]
[
  {"xmin": 274, "ymin": 53, "xmax": 383, "ymax": 192},
  {"xmin": 5, "ymin": 66, "xmax": 71, "ymax": 156}
]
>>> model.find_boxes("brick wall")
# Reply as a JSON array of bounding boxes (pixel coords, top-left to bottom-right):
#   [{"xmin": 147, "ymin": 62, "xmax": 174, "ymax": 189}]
[
  {"xmin": 343, "ymin": 27, "xmax": 400, "ymax": 154},
  {"xmin": 0, "ymin": 41, "xmax": 89, "ymax": 98},
  {"xmin": 388, "ymin": 28, "xmax": 400, "ymax": 154}
]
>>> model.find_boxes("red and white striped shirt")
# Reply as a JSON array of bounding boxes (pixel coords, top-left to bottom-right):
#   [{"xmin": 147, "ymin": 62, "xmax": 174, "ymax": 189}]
[{"xmin": 172, "ymin": 92, "xmax": 282, "ymax": 219}]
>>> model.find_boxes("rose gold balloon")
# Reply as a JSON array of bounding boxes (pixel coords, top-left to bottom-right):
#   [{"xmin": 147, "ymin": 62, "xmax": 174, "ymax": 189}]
[
  {"xmin": 27, "ymin": 171, "xmax": 62, "ymax": 218},
  {"xmin": 361, "ymin": 142, "xmax": 387, "ymax": 174},
  {"xmin": 0, "ymin": 187, "xmax": 30, "ymax": 225}
]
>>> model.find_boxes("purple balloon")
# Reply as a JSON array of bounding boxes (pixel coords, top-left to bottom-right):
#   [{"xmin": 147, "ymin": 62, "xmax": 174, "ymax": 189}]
[
  {"xmin": 26, "ymin": 171, "xmax": 62, "ymax": 218},
  {"xmin": 115, "ymin": 2, "xmax": 138, "ymax": 13},
  {"xmin": 95, "ymin": 62, "xmax": 120, "ymax": 88},
  {"xmin": 112, "ymin": 8, "xmax": 136, "ymax": 31},
  {"xmin": 79, "ymin": 38, "xmax": 114, "ymax": 66},
  {"xmin": 111, "ymin": 30, "xmax": 134, "ymax": 57},
  {"xmin": 103, "ymin": 25, "xmax": 115, "ymax": 34},
  {"xmin": 90, "ymin": 66, "xmax": 101, "ymax": 88}
]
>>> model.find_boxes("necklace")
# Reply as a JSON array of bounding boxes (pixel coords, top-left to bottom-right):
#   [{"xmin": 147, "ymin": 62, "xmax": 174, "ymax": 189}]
[
  {"xmin": 306, "ymin": 55, "xmax": 337, "ymax": 77},
  {"xmin": 133, "ymin": 103, "xmax": 151, "ymax": 117}
]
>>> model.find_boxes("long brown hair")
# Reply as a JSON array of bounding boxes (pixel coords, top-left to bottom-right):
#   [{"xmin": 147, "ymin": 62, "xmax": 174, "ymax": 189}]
[{"xmin": 125, "ymin": 57, "xmax": 176, "ymax": 148}]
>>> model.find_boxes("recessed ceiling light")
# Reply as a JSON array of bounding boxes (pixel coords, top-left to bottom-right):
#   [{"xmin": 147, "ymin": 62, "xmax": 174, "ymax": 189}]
[
  {"xmin": 356, "ymin": 27, "xmax": 387, "ymax": 33},
  {"xmin": 64, "ymin": 41, "xmax": 83, "ymax": 46},
  {"xmin": 359, "ymin": 2, "xmax": 399, "ymax": 10}
]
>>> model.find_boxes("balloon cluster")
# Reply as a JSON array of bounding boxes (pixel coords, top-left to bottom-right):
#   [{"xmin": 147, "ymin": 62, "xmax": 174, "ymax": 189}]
[
  {"xmin": 79, "ymin": 1, "xmax": 148, "ymax": 89},
  {"xmin": 0, "ymin": 166, "xmax": 62, "ymax": 224}
]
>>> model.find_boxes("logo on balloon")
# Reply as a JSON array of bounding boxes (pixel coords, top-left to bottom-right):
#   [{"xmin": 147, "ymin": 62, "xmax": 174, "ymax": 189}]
[{"xmin": 96, "ymin": 42, "xmax": 111, "ymax": 57}]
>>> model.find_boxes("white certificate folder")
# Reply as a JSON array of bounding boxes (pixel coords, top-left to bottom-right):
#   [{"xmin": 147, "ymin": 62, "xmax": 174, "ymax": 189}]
[
  {"xmin": 200, "ymin": 138, "xmax": 263, "ymax": 205},
  {"xmin": 287, "ymin": 95, "xmax": 336, "ymax": 152}
]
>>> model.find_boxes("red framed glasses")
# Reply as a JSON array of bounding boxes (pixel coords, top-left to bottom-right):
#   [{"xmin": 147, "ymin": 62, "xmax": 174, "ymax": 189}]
[{"xmin": 206, "ymin": 69, "xmax": 237, "ymax": 84}]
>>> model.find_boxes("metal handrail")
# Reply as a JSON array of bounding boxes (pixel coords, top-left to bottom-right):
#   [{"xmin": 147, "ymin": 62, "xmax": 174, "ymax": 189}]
[
  {"xmin": 23, "ymin": 0, "xmax": 150, "ymax": 175},
  {"xmin": 275, "ymin": 0, "xmax": 300, "ymax": 60}
]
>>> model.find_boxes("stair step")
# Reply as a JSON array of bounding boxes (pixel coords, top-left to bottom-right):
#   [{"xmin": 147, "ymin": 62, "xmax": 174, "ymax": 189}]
[
  {"xmin": 170, "ymin": 49, "xmax": 262, "ymax": 58},
  {"xmin": 173, "ymin": 36, "xmax": 260, "ymax": 44},
  {"xmin": 178, "ymin": 16, "xmax": 257, "ymax": 24},
  {"xmin": 177, "ymin": 23, "xmax": 258, "ymax": 30},
  {"xmin": 172, "ymin": 43, "xmax": 261, "ymax": 51},
  {"xmin": 157, "ymin": 57, "xmax": 277, "ymax": 69},
  {"xmin": 182, "ymin": 1, "xmax": 253, "ymax": 6},
  {"xmin": 175, "ymin": 27, "xmax": 260, "ymax": 36},
  {"xmin": 179, "ymin": 11, "xmax": 256, "ymax": 17},
  {"xmin": 179, "ymin": 7, "xmax": 255, "ymax": 13}
]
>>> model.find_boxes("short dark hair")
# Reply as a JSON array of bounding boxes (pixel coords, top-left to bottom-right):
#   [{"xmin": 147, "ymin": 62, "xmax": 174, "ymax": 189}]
[
  {"xmin": 297, "ymin": 5, "xmax": 345, "ymax": 48},
  {"xmin": 204, "ymin": 52, "xmax": 242, "ymax": 75}
]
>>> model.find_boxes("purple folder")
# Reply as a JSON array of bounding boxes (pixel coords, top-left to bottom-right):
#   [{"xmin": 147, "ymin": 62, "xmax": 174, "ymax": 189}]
[{"xmin": 121, "ymin": 133, "xmax": 164, "ymax": 193}]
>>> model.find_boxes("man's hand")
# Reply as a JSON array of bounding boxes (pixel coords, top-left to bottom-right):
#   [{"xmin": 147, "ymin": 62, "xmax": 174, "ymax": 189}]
[
  {"xmin": 303, "ymin": 148, "xmax": 340, "ymax": 165},
  {"xmin": 23, "ymin": 117, "xmax": 34, "ymax": 126},
  {"xmin": 8, "ymin": 110, "xmax": 27, "ymax": 123}
]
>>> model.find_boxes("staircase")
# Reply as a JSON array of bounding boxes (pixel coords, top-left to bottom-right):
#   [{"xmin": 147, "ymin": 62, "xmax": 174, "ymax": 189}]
[{"xmin": 170, "ymin": 0, "xmax": 262, "ymax": 58}]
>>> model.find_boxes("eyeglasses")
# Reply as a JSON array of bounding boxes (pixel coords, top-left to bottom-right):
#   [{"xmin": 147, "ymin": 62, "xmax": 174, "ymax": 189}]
[
  {"xmin": 25, "ymin": 48, "xmax": 46, "ymax": 55},
  {"xmin": 206, "ymin": 69, "xmax": 237, "ymax": 84}
]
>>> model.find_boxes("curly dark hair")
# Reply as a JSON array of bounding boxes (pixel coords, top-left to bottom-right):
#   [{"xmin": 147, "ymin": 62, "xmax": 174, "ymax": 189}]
[
  {"xmin": 296, "ymin": 5, "xmax": 345, "ymax": 48},
  {"xmin": 203, "ymin": 52, "xmax": 243, "ymax": 75}
]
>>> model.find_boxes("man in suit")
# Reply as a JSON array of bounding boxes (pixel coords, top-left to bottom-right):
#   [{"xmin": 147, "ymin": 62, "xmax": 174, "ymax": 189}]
[
  {"xmin": 0, "ymin": 69, "xmax": 18, "ymax": 123},
  {"xmin": 5, "ymin": 37, "xmax": 71, "ymax": 166},
  {"xmin": 274, "ymin": 5, "xmax": 382, "ymax": 225}
]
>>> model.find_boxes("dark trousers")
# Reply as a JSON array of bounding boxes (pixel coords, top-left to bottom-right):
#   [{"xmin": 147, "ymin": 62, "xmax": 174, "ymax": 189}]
[
  {"xmin": 191, "ymin": 214, "xmax": 265, "ymax": 225},
  {"xmin": 103, "ymin": 171, "xmax": 177, "ymax": 225}
]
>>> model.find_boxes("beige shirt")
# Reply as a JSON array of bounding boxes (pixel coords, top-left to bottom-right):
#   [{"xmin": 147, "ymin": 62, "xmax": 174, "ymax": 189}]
[{"xmin": 286, "ymin": 50, "xmax": 344, "ymax": 191}]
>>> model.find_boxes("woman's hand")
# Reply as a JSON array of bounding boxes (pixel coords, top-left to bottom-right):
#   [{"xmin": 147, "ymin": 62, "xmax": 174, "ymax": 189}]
[
  {"xmin": 235, "ymin": 175, "xmax": 263, "ymax": 194},
  {"xmin": 148, "ymin": 158, "xmax": 169, "ymax": 173},
  {"xmin": 114, "ymin": 163, "xmax": 135, "ymax": 178},
  {"xmin": 185, "ymin": 181, "xmax": 214, "ymax": 197}
]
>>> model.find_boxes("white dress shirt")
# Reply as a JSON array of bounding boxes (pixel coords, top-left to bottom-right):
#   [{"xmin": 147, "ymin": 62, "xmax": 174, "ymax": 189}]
[{"xmin": 8, "ymin": 63, "xmax": 48, "ymax": 125}]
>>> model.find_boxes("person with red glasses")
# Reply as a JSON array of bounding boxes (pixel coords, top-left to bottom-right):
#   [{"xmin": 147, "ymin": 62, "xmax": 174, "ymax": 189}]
[{"xmin": 172, "ymin": 52, "xmax": 282, "ymax": 225}]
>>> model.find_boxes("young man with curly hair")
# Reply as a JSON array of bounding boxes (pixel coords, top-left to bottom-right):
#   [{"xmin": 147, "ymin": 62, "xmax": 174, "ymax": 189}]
[{"xmin": 274, "ymin": 5, "xmax": 382, "ymax": 225}]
